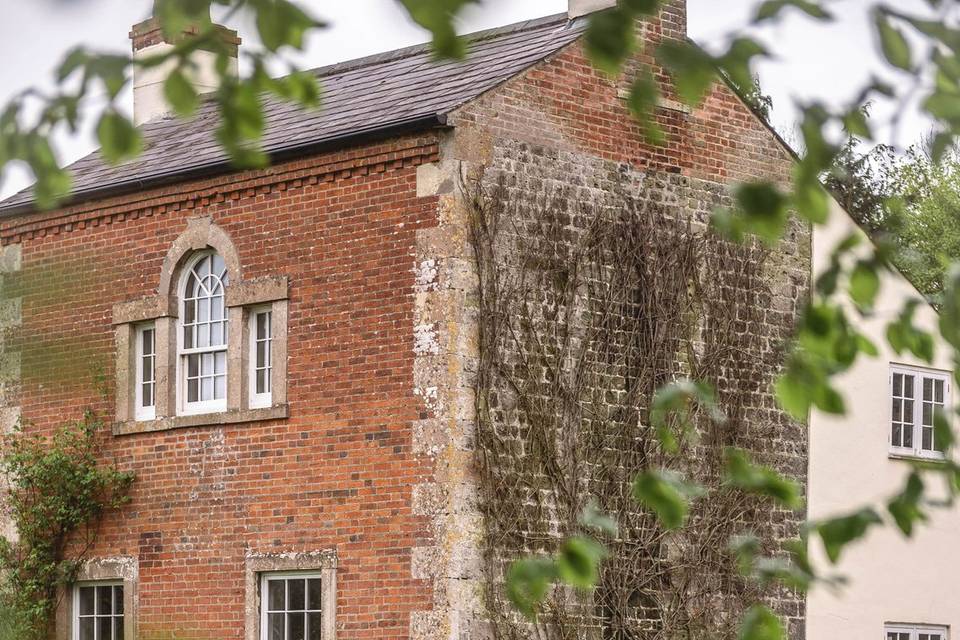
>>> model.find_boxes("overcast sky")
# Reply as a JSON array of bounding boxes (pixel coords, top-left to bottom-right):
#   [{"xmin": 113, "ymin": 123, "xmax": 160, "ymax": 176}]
[{"xmin": 0, "ymin": 0, "xmax": 935, "ymax": 198}]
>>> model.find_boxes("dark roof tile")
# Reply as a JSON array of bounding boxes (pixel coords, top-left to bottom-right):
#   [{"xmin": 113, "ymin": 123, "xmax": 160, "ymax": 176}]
[{"xmin": 0, "ymin": 12, "xmax": 585, "ymax": 213}]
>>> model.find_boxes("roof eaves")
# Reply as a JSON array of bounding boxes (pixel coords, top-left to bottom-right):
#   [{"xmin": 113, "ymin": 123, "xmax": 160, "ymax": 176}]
[{"xmin": 0, "ymin": 112, "xmax": 449, "ymax": 218}]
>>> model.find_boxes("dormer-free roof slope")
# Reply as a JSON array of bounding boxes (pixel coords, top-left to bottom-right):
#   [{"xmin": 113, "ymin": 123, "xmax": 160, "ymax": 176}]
[{"xmin": 0, "ymin": 13, "xmax": 586, "ymax": 214}]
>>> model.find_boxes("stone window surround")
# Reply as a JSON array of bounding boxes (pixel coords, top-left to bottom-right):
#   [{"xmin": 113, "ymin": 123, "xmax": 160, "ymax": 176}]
[
  {"xmin": 113, "ymin": 217, "xmax": 289, "ymax": 436},
  {"xmin": 244, "ymin": 550, "xmax": 337, "ymax": 640},
  {"xmin": 55, "ymin": 556, "xmax": 138, "ymax": 640}
]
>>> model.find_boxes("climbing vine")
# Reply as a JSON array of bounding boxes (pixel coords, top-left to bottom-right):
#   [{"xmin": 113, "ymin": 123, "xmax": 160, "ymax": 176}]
[
  {"xmin": 0, "ymin": 412, "xmax": 133, "ymax": 640},
  {"xmin": 468, "ymin": 166, "xmax": 803, "ymax": 639}
]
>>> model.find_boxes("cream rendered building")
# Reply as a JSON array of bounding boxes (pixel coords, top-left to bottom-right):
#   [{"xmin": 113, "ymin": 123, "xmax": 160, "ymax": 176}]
[{"xmin": 808, "ymin": 200, "xmax": 958, "ymax": 640}]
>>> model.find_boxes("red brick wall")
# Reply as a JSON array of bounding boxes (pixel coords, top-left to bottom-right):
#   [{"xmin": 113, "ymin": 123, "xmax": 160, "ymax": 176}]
[
  {"xmin": 6, "ymin": 135, "xmax": 441, "ymax": 640},
  {"xmin": 451, "ymin": 12, "xmax": 792, "ymax": 188}
]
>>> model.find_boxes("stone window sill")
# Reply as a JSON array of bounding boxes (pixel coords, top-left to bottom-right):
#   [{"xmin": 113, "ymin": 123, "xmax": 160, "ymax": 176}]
[{"xmin": 114, "ymin": 404, "xmax": 288, "ymax": 436}]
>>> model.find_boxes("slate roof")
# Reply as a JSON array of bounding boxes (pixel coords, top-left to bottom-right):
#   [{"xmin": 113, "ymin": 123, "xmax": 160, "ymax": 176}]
[{"xmin": 0, "ymin": 12, "xmax": 586, "ymax": 214}]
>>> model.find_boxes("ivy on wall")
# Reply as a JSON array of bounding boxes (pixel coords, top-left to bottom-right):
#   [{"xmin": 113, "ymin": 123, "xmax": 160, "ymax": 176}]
[{"xmin": 0, "ymin": 412, "xmax": 133, "ymax": 640}]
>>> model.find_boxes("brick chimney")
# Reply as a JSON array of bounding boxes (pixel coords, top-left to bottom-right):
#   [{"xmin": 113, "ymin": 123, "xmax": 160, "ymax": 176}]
[
  {"xmin": 129, "ymin": 6, "xmax": 241, "ymax": 125},
  {"xmin": 568, "ymin": 0, "xmax": 687, "ymax": 41}
]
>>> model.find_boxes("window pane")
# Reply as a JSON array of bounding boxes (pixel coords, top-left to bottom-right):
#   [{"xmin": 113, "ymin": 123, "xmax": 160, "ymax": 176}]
[
  {"xmin": 308, "ymin": 579, "xmax": 322, "ymax": 611},
  {"xmin": 904, "ymin": 421, "xmax": 914, "ymax": 448},
  {"xmin": 257, "ymin": 369, "xmax": 268, "ymax": 395},
  {"xmin": 79, "ymin": 617, "xmax": 95, "ymax": 640},
  {"xmin": 905, "ymin": 375, "xmax": 914, "ymax": 397},
  {"xmin": 143, "ymin": 382, "xmax": 153, "ymax": 408},
  {"xmin": 98, "ymin": 615, "xmax": 112, "ymax": 640},
  {"xmin": 893, "ymin": 398, "xmax": 902, "ymax": 421},
  {"xmin": 308, "ymin": 612, "xmax": 322, "ymax": 640},
  {"xmin": 212, "ymin": 296, "xmax": 224, "ymax": 321},
  {"xmin": 211, "ymin": 322, "xmax": 223, "ymax": 346},
  {"xmin": 924, "ymin": 377, "xmax": 934, "ymax": 401},
  {"xmin": 215, "ymin": 375, "xmax": 226, "ymax": 400},
  {"xmin": 892, "ymin": 423, "xmax": 902, "ymax": 448},
  {"xmin": 258, "ymin": 313, "xmax": 269, "ymax": 340},
  {"xmin": 257, "ymin": 341, "xmax": 267, "ymax": 368},
  {"xmin": 79, "ymin": 586, "xmax": 95, "ymax": 615},
  {"xmin": 113, "ymin": 586, "xmax": 123, "ymax": 614},
  {"xmin": 215, "ymin": 351, "xmax": 226, "ymax": 374},
  {"xmin": 268, "ymin": 613, "xmax": 284, "ymax": 640},
  {"xmin": 268, "ymin": 580, "xmax": 285, "ymax": 611},
  {"xmin": 904, "ymin": 400, "xmax": 914, "ymax": 424},
  {"xmin": 936, "ymin": 379, "xmax": 945, "ymax": 403},
  {"xmin": 114, "ymin": 616, "xmax": 124, "ymax": 640},
  {"xmin": 923, "ymin": 427, "xmax": 933, "ymax": 450},
  {"xmin": 201, "ymin": 376, "xmax": 213, "ymax": 400},
  {"xmin": 289, "ymin": 579, "xmax": 306, "ymax": 611},
  {"xmin": 188, "ymin": 354, "xmax": 199, "ymax": 377},
  {"xmin": 213, "ymin": 254, "xmax": 225, "ymax": 277},
  {"xmin": 289, "ymin": 612, "xmax": 306, "ymax": 640},
  {"xmin": 97, "ymin": 586, "xmax": 112, "ymax": 615},
  {"xmin": 187, "ymin": 377, "xmax": 199, "ymax": 403}
]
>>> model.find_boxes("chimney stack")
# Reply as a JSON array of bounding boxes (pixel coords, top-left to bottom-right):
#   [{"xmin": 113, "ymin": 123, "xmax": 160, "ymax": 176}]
[
  {"xmin": 568, "ymin": 0, "xmax": 617, "ymax": 19},
  {"xmin": 129, "ymin": 6, "xmax": 241, "ymax": 125},
  {"xmin": 568, "ymin": 1, "xmax": 687, "ymax": 40}
]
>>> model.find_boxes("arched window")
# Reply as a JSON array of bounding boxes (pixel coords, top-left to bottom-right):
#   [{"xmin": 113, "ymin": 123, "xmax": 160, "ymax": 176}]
[
  {"xmin": 113, "ymin": 217, "xmax": 289, "ymax": 433},
  {"xmin": 180, "ymin": 251, "xmax": 229, "ymax": 413}
]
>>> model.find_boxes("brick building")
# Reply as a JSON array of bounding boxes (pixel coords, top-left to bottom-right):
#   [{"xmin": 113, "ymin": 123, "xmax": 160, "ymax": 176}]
[{"xmin": 0, "ymin": 1, "xmax": 814, "ymax": 639}]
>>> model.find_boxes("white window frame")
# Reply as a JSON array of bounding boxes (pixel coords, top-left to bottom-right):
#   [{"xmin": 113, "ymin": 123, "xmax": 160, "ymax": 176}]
[
  {"xmin": 134, "ymin": 324, "xmax": 156, "ymax": 422},
  {"xmin": 177, "ymin": 251, "xmax": 229, "ymax": 416},
  {"xmin": 889, "ymin": 364, "xmax": 951, "ymax": 460},
  {"xmin": 249, "ymin": 307, "xmax": 273, "ymax": 409},
  {"xmin": 259, "ymin": 571, "xmax": 324, "ymax": 640},
  {"xmin": 885, "ymin": 623, "xmax": 949, "ymax": 640},
  {"xmin": 73, "ymin": 581, "xmax": 124, "ymax": 640}
]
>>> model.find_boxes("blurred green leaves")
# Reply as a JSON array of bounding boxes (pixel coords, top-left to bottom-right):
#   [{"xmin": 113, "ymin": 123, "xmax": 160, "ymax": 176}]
[{"xmin": 633, "ymin": 470, "xmax": 704, "ymax": 530}]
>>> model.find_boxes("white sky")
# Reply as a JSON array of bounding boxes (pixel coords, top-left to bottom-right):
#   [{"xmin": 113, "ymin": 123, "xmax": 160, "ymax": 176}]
[{"xmin": 0, "ymin": 0, "xmax": 935, "ymax": 198}]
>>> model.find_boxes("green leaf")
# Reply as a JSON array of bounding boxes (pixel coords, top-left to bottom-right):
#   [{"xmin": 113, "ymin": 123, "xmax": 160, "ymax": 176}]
[
  {"xmin": 626, "ymin": 70, "xmax": 665, "ymax": 145},
  {"xmin": 725, "ymin": 448, "xmax": 802, "ymax": 509},
  {"xmin": 556, "ymin": 536, "xmax": 606, "ymax": 589},
  {"xmin": 934, "ymin": 407, "xmax": 954, "ymax": 454},
  {"xmin": 400, "ymin": 0, "xmax": 478, "ymax": 59},
  {"xmin": 734, "ymin": 181, "xmax": 789, "ymax": 245},
  {"xmin": 87, "ymin": 54, "xmax": 130, "ymax": 100},
  {"xmin": 633, "ymin": 470, "xmax": 703, "ymax": 530},
  {"xmin": 579, "ymin": 501, "xmax": 619, "ymax": 537},
  {"xmin": 849, "ymin": 260, "xmax": 881, "ymax": 308},
  {"xmin": 657, "ymin": 40, "xmax": 717, "ymax": 108},
  {"xmin": 754, "ymin": 0, "xmax": 832, "ymax": 23},
  {"xmin": 817, "ymin": 507, "xmax": 882, "ymax": 563},
  {"xmin": 888, "ymin": 472, "xmax": 926, "ymax": 537},
  {"xmin": 506, "ymin": 557, "xmax": 557, "ymax": 620},
  {"xmin": 164, "ymin": 69, "xmax": 199, "ymax": 117},
  {"xmin": 271, "ymin": 71, "xmax": 322, "ymax": 108},
  {"xmin": 56, "ymin": 47, "xmax": 89, "ymax": 82},
  {"xmin": 739, "ymin": 606, "xmax": 785, "ymax": 640},
  {"xmin": 875, "ymin": 11, "xmax": 913, "ymax": 71},
  {"xmin": 622, "ymin": 0, "xmax": 663, "ymax": 14},
  {"xmin": 585, "ymin": 8, "xmax": 636, "ymax": 75},
  {"xmin": 96, "ymin": 111, "xmax": 143, "ymax": 165},
  {"xmin": 650, "ymin": 379, "xmax": 724, "ymax": 453},
  {"xmin": 939, "ymin": 264, "xmax": 960, "ymax": 350},
  {"xmin": 255, "ymin": 0, "xmax": 323, "ymax": 52}
]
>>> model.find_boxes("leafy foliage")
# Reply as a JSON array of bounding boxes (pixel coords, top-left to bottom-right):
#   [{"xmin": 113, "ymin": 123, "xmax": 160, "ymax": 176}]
[{"xmin": 0, "ymin": 413, "xmax": 133, "ymax": 639}]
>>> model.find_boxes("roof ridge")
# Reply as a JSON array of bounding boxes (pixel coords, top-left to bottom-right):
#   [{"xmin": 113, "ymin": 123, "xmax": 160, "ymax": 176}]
[{"xmin": 307, "ymin": 12, "xmax": 571, "ymax": 79}]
